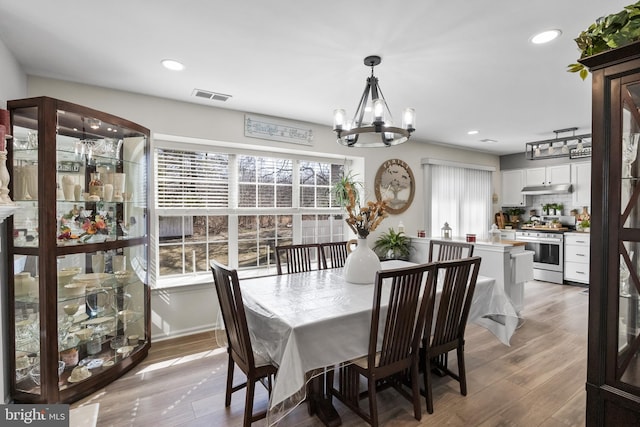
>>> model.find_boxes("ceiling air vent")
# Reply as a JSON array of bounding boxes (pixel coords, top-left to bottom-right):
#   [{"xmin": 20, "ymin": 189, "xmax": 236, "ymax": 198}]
[
  {"xmin": 480, "ymin": 138, "xmax": 498, "ymax": 143},
  {"xmin": 192, "ymin": 89, "xmax": 231, "ymax": 102}
]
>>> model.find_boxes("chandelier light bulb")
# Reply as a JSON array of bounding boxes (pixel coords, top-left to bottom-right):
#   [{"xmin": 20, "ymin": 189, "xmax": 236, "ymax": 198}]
[
  {"xmin": 372, "ymin": 99, "xmax": 385, "ymax": 123},
  {"xmin": 561, "ymin": 141, "xmax": 569, "ymax": 154},
  {"xmin": 548, "ymin": 143, "xmax": 555, "ymax": 155},
  {"xmin": 333, "ymin": 109, "xmax": 346, "ymax": 130},
  {"xmin": 402, "ymin": 108, "xmax": 415, "ymax": 130}
]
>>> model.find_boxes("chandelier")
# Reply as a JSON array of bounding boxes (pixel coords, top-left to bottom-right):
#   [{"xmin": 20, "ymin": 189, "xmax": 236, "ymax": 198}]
[{"xmin": 333, "ymin": 55, "xmax": 415, "ymax": 147}]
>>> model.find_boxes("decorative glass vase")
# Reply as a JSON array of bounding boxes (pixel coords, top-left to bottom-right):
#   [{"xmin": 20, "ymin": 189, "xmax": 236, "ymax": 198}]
[{"xmin": 343, "ymin": 237, "xmax": 381, "ymax": 284}]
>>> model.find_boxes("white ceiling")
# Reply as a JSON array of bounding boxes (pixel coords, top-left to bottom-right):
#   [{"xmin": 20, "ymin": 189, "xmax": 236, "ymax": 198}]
[{"xmin": 0, "ymin": 0, "xmax": 631, "ymax": 155}]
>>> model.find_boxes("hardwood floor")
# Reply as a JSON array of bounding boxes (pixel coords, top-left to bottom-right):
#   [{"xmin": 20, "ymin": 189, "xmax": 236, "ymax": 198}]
[{"xmin": 71, "ymin": 280, "xmax": 588, "ymax": 426}]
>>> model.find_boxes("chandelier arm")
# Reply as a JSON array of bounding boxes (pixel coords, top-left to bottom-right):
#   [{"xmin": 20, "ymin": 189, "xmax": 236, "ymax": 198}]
[
  {"xmin": 353, "ymin": 77, "xmax": 372, "ymax": 127},
  {"xmin": 374, "ymin": 83, "xmax": 395, "ymax": 125}
]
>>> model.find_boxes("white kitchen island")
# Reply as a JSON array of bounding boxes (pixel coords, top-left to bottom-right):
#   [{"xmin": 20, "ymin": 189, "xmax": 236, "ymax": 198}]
[{"xmin": 410, "ymin": 237, "xmax": 534, "ymax": 314}]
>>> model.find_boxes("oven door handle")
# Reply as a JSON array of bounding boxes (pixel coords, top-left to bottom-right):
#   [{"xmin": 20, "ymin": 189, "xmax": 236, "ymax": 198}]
[{"xmin": 517, "ymin": 237, "xmax": 563, "ymax": 244}]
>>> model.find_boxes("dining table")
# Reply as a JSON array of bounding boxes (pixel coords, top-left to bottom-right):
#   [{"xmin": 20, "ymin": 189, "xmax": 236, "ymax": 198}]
[{"xmin": 239, "ymin": 260, "xmax": 519, "ymax": 426}]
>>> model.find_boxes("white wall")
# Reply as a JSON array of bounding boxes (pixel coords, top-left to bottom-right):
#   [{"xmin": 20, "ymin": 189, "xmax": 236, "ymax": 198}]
[
  {"xmin": 0, "ymin": 38, "xmax": 27, "ymax": 403},
  {"xmin": 25, "ymin": 76, "xmax": 500, "ymax": 340}
]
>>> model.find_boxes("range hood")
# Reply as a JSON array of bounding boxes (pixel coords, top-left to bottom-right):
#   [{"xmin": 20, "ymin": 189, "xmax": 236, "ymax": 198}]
[{"xmin": 521, "ymin": 183, "xmax": 573, "ymax": 195}]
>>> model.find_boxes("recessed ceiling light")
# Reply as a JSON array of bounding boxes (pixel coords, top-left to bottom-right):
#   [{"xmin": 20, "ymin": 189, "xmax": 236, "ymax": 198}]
[
  {"xmin": 530, "ymin": 29, "xmax": 562, "ymax": 45},
  {"xmin": 161, "ymin": 59, "xmax": 185, "ymax": 71},
  {"xmin": 467, "ymin": 130, "xmax": 479, "ymax": 135}
]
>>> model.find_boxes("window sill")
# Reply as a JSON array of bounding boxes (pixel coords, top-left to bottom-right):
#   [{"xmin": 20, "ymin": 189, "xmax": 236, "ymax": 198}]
[{"xmin": 153, "ymin": 266, "xmax": 279, "ymax": 290}]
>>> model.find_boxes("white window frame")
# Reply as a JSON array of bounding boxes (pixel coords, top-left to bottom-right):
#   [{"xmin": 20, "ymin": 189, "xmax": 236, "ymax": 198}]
[{"xmin": 150, "ymin": 134, "xmax": 356, "ymax": 289}]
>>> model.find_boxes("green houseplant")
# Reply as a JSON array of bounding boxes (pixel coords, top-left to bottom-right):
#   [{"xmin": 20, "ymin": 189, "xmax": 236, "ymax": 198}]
[
  {"xmin": 332, "ymin": 170, "xmax": 363, "ymax": 208},
  {"xmin": 374, "ymin": 228, "xmax": 411, "ymax": 260},
  {"xmin": 568, "ymin": 1, "xmax": 640, "ymax": 79}
]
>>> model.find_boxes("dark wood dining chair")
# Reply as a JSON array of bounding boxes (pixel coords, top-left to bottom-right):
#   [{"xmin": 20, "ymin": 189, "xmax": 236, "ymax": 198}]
[
  {"xmin": 428, "ymin": 239, "xmax": 474, "ymax": 262},
  {"xmin": 422, "ymin": 256, "xmax": 481, "ymax": 414},
  {"xmin": 275, "ymin": 243, "xmax": 321, "ymax": 275},
  {"xmin": 210, "ymin": 260, "xmax": 278, "ymax": 427},
  {"xmin": 319, "ymin": 241, "xmax": 350, "ymax": 269},
  {"xmin": 327, "ymin": 262, "xmax": 438, "ymax": 426}
]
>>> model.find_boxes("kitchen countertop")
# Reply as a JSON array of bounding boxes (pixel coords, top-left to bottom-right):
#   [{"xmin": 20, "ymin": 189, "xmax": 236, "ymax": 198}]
[{"xmin": 413, "ymin": 236, "xmax": 526, "ymax": 249}]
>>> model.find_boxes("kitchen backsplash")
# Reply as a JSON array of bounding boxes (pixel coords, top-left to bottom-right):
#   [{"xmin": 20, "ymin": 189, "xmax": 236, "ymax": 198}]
[{"xmin": 516, "ymin": 194, "xmax": 587, "ymax": 220}]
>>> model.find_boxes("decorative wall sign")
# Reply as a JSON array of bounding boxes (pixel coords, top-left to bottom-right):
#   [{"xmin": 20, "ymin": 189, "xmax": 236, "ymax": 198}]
[
  {"xmin": 374, "ymin": 159, "xmax": 415, "ymax": 215},
  {"xmin": 244, "ymin": 114, "xmax": 313, "ymax": 146}
]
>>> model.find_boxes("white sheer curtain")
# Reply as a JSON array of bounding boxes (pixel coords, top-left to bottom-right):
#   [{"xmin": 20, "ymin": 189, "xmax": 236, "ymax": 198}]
[{"xmin": 426, "ymin": 163, "xmax": 492, "ymax": 239}]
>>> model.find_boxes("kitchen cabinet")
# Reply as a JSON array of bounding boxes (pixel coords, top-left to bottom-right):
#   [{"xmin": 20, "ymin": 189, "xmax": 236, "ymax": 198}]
[
  {"xmin": 580, "ymin": 40, "xmax": 640, "ymax": 425},
  {"xmin": 501, "ymin": 169, "xmax": 525, "ymax": 206},
  {"xmin": 564, "ymin": 233, "xmax": 590, "ymax": 285},
  {"xmin": 524, "ymin": 164, "xmax": 571, "ymax": 186},
  {"xmin": 7, "ymin": 97, "xmax": 150, "ymax": 404},
  {"xmin": 571, "ymin": 161, "xmax": 591, "ymax": 207}
]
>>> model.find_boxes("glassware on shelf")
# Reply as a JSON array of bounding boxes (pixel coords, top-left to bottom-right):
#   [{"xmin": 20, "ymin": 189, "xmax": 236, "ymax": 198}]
[
  {"xmin": 85, "ymin": 288, "xmax": 109, "ymax": 318},
  {"xmin": 86, "ymin": 327, "xmax": 102, "ymax": 355},
  {"xmin": 622, "ymin": 133, "xmax": 640, "ymax": 178}
]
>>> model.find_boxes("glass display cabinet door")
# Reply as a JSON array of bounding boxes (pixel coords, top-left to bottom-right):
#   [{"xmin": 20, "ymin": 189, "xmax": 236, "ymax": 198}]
[
  {"xmin": 11, "ymin": 106, "xmax": 39, "ymax": 248},
  {"xmin": 618, "ymin": 79, "xmax": 640, "ymax": 388}
]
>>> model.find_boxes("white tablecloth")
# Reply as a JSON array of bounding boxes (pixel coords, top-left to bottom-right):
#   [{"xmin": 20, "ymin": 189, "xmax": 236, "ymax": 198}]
[{"xmin": 240, "ymin": 260, "xmax": 518, "ymax": 424}]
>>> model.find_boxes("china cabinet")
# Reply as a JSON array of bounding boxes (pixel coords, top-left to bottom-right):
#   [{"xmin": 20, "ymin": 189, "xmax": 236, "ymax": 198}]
[
  {"xmin": 7, "ymin": 97, "xmax": 150, "ymax": 403},
  {"xmin": 580, "ymin": 41, "xmax": 640, "ymax": 425}
]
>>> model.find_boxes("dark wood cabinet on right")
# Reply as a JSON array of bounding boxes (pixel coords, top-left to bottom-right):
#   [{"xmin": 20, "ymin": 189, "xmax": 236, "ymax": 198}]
[{"xmin": 581, "ymin": 40, "xmax": 640, "ymax": 425}]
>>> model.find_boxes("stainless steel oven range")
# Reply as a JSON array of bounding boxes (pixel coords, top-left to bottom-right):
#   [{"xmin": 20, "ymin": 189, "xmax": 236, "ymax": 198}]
[{"xmin": 515, "ymin": 230, "xmax": 564, "ymax": 284}]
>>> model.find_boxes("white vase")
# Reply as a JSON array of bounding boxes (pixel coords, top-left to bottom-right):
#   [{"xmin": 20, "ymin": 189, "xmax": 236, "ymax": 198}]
[{"xmin": 343, "ymin": 237, "xmax": 381, "ymax": 284}]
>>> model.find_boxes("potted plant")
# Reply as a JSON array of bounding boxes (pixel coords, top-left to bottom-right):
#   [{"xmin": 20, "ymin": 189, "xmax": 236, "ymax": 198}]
[
  {"xmin": 579, "ymin": 218, "xmax": 591, "ymax": 232},
  {"xmin": 508, "ymin": 208, "xmax": 525, "ymax": 223},
  {"xmin": 542, "ymin": 204, "xmax": 550, "ymax": 215},
  {"xmin": 567, "ymin": 2, "xmax": 640, "ymax": 79},
  {"xmin": 374, "ymin": 228, "xmax": 411, "ymax": 260},
  {"xmin": 556, "ymin": 203, "xmax": 564, "ymax": 216},
  {"xmin": 332, "ymin": 170, "xmax": 363, "ymax": 208}
]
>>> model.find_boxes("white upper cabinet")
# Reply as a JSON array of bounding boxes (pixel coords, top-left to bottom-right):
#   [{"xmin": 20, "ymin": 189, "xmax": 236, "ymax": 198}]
[
  {"xmin": 501, "ymin": 169, "xmax": 525, "ymax": 206},
  {"xmin": 571, "ymin": 162, "xmax": 591, "ymax": 207},
  {"xmin": 525, "ymin": 164, "xmax": 571, "ymax": 186}
]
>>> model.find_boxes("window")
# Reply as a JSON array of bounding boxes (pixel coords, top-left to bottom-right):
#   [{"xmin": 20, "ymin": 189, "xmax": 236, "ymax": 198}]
[
  {"xmin": 153, "ymin": 145, "xmax": 346, "ymax": 287},
  {"xmin": 422, "ymin": 161, "xmax": 493, "ymax": 239}
]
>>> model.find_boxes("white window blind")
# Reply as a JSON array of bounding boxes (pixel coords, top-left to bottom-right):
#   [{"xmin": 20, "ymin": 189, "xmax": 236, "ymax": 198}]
[
  {"xmin": 155, "ymin": 149, "xmax": 229, "ymax": 208},
  {"xmin": 428, "ymin": 164, "xmax": 492, "ymax": 239}
]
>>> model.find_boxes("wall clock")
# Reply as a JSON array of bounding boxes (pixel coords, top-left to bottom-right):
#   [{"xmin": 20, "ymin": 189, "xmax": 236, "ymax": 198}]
[{"xmin": 374, "ymin": 159, "xmax": 415, "ymax": 215}]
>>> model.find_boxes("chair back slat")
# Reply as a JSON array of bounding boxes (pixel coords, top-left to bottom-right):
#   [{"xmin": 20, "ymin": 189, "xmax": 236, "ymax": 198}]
[
  {"xmin": 319, "ymin": 241, "xmax": 350, "ymax": 269},
  {"xmin": 427, "ymin": 257, "xmax": 481, "ymax": 351},
  {"xmin": 211, "ymin": 260, "xmax": 254, "ymax": 369},
  {"xmin": 369, "ymin": 263, "xmax": 437, "ymax": 369},
  {"xmin": 275, "ymin": 244, "xmax": 320, "ymax": 275},
  {"xmin": 428, "ymin": 240, "xmax": 474, "ymax": 262}
]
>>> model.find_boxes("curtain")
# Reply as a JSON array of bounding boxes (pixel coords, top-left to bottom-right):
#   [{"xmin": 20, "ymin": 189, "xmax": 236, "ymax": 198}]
[{"xmin": 428, "ymin": 164, "xmax": 492, "ymax": 239}]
